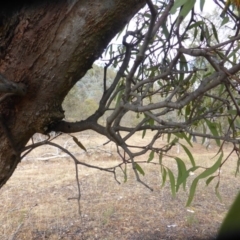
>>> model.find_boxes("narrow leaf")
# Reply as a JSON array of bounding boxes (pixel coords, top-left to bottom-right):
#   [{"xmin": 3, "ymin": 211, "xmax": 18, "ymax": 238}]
[
  {"xmin": 167, "ymin": 133, "xmax": 171, "ymax": 143},
  {"xmin": 142, "ymin": 129, "xmax": 146, "ymax": 139},
  {"xmin": 174, "ymin": 132, "xmax": 193, "ymax": 147},
  {"xmin": 227, "ymin": 45, "xmax": 240, "ymax": 61},
  {"xmin": 179, "ymin": 0, "xmax": 196, "ymax": 19},
  {"xmin": 123, "ymin": 164, "xmax": 127, "ymax": 183},
  {"xmin": 180, "ymin": 144, "xmax": 196, "ymax": 167},
  {"xmin": 171, "ymin": 137, "xmax": 179, "ymax": 145},
  {"xmin": 187, "ymin": 153, "xmax": 223, "ymax": 206},
  {"xmin": 177, "ymin": 166, "xmax": 200, "ymax": 189},
  {"xmin": 193, "ymin": 26, "xmax": 197, "ymax": 42},
  {"xmin": 186, "ymin": 178, "xmax": 199, "ymax": 206},
  {"xmin": 205, "ymin": 119, "xmax": 221, "ymax": 146},
  {"xmin": 183, "ymin": 133, "xmax": 193, "ymax": 147},
  {"xmin": 161, "ymin": 167, "xmax": 167, "ymax": 187},
  {"xmin": 175, "ymin": 157, "xmax": 187, "ymax": 191},
  {"xmin": 148, "ymin": 118, "xmax": 154, "ymax": 126},
  {"xmin": 167, "ymin": 168, "xmax": 176, "ymax": 197},
  {"xmin": 147, "ymin": 150, "xmax": 155, "ymax": 162},
  {"xmin": 221, "ymin": 16, "xmax": 229, "ymax": 26},
  {"xmin": 162, "ymin": 21, "xmax": 169, "ymax": 38},
  {"xmin": 72, "ymin": 136, "xmax": 87, "ymax": 152},
  {"xmin": 159, "ymin": 152, "xmax": 163, "ymax": 165},
  {"xmin": 198, "ymin": 152, "xmax": 223, "ymax": 179},
  {"xmin": 179, "ymin": 54, "xmax": 188, "ymax": 81},
  {"xmin": 116, "ymin": 89, "xmax": 124, "ymax": 106},
  {"xmin": 185, "ymin": 104, "xmax": 191, "ymax": 116},
  {"xmin": 189, "ymin": 21, "xmax": 203, "ymax": 29},
  {"xmin": 135, "ymin": 163, "xmax": 145, "ymax": 176},
  {"xmin": 215, "ymin": 181, "xmax": 222, "ymax": 202},
  {"xmin": 170, "ymin": 0, "xmax": 188, "ymax": 14},
  {"xmin": 200, "ymin": 0, "xmax": 205, "ymax": 11},
  {"xmin": 235, "ymin": 156, "xmax": 240, "ymax": 177},
  {"xmin": 211, "ymin": 22, "xmax": 219, "ymax": 43},
  {"xmin": 206, "ymin": 176, "xmax": 216, "ymax": 186}
]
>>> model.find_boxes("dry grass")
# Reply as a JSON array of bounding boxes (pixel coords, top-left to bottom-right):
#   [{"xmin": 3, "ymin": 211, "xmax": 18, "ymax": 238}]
[{"xmin": 0, "ymin": 132, "xmax": 240, "ymax": 240}]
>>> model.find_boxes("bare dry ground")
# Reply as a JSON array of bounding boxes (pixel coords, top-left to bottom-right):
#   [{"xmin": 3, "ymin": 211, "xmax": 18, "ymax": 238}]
[{"xmin": 0, "ymin": 131, "xmax": 240, "ymax": 240}]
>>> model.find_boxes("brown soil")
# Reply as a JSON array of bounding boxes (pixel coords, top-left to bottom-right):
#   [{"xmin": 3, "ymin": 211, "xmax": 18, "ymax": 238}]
[{"xmin": 0, "ymin": 131, "xmax": 239, "ymax": 240}]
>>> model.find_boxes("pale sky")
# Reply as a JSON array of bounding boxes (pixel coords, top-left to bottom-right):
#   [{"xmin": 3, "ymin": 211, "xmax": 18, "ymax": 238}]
[{"xmin": 96, "ymin": 0, "xmax": 221, "ymax": 66}]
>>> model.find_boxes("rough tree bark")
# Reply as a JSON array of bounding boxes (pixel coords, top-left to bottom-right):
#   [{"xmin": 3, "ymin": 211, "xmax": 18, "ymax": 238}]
[{"xmin": 0, "ymin": 0, "xmax": 146, "ymax": 189}]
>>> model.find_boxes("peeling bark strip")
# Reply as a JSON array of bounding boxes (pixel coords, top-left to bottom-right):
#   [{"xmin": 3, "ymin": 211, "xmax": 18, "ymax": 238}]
[{"xmin": 0, "ymin": 0, "xmax": 146, "ymax": 188}]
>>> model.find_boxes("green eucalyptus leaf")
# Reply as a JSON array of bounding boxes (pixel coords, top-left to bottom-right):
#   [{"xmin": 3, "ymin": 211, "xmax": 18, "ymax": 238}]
[
  {"xmin": 135, "ymin": 163, "xmax": 145, "ymax": 176},
  {"xmin": 198, "ymin": 152, "xmax": 223, "ymax": 179},
  {"xmin": 206, "ymin": 176, "xmax": 216, "ymax": 186},
  {"xmin": 167, "ymin": 133, "xmax": 172, "ymax": 143},
  {"xmin": 167, "ymin": 168, "xmax": 176, "ymax": 197},
  {"xmin": 162, "ymin": 21, "xmax": 169, "ymax": 38},
  {"xmin": 186, "ymin": 178, "xmax": 199, "ymax": 206},
  {"xmin": 170, "ymin": 0, "xmax": 188, "ymax": 14},
  {"xmin": 215, "ymin": 181, "xmax": 222, "ymax": 202},
  {"xmin": 177, "ymin": 166, "xmax": 200, "ymax": 189},
  {"xmin": 221, "ymin": 16, "xmax": 229, "ymax": 26},
  {"xmin": 149, "ymin": 117, "xmax": 154, "ymax": 126},
  {"xmin": 185, "ymin": 104, "xmax": 191, "ymax": 116},
  {"xmin": 174, "ymin": 132, "xmax": 193, "ymax": 147},
  {"xmin": 186, "ymin": 153, "xmax": 223, "ymax": 206},
  {"xmin": 235, "ymin": 157, "xmax": 240, "ymax": 177},
  {"xmin": 205, "ymin": 119, "xmax": 221, "ymax": 146},
  {"xmin": 180, "ymin": 143, "xmax": 196, "ymax": 167},
  {"xmin": 211, "ymin": 22, "xmax": 219, "ymax": 43},
  {"xmin": 147, "ymin": 150, "xmax": 155, "ymax": 162},
  {"xmin": 189, "ymin": 21, "xmax": 203, "ymax": 29},
  {"xmin": 116, "ymin": 89, "xmax": 124, "ymax": 106},
  {"xmin": 175, "ymin": 157, "xmax": 188, "ymax": 192},
  {"xmin": 159, "ymin": 152, "xmax": 163, "ymax": 165},
  {"xmin": 179, "ymin": 0, "xmax": 196, "ymax": 19},
  {"xmin": 161, "ymin": 167, "xmax": 167, "ymax": 187},
  {"xmin": 123, "ymin": 164, "xmax": 128, "ymax": 183},
  {"xmin": 142, "ymin": 129, "xmax": 146, "ymax": 139},
  {"xmin": 72, "ymin": 136, "xmax": 87, "ymax": 152},
  {"xmin": 200, "ymin": 0, "xmax": 205, "ymax": 11}
]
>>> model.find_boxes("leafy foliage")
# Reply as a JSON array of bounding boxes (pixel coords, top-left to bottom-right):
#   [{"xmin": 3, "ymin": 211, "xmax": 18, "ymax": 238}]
[{"xmin": 61, "ymin": 0, "xmax": 240, "ymax": 205}]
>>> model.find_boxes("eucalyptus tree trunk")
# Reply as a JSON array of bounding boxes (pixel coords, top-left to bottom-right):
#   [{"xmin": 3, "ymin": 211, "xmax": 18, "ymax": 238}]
[{"xmin": 0, "ymin": 0, "xmax": 146, "ymax": 188}]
